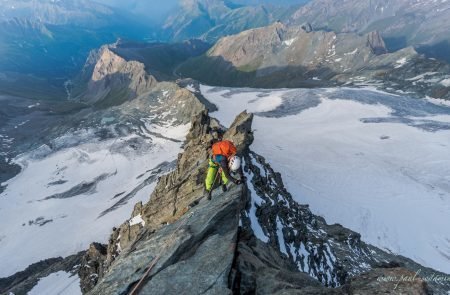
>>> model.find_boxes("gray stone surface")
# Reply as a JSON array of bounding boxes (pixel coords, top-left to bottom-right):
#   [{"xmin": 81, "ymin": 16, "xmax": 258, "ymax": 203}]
[{"xmin": 89, "ymin": 185, "xmax": 242, "ymax": 295}]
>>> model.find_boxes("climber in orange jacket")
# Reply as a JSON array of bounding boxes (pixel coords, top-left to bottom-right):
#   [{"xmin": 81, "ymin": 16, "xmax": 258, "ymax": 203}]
[{"xmin": 205, "ymin": 135, "xmax": 242, "ymax": 200}]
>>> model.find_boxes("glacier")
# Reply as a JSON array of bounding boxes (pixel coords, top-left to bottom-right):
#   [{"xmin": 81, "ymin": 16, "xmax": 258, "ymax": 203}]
[{"xmin": 0, "ymin": 84, "xmax": 198, "ymax": 279}]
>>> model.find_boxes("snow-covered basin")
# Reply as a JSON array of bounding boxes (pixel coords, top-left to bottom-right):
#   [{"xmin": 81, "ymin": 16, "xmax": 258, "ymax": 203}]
[
  {"xmin": 28, "ymin": 271, "xmax": 81, "ymax": 295},
  {"xmin": 200, "ymin": 84, "xmax": 450, "ymax": 274},
  {"xmin": 0, "ymin": 124, "xmax": 189, "ymax": 278}
]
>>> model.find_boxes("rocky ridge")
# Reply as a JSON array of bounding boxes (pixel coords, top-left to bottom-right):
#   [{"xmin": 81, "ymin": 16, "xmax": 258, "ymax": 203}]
[
  {"xmin": 77, "ymin": 109, "xmax": 448, "ymax": 294},
  {"xmin": 79, "ymin": 110, "xmax": 254, "ymax": 294}
]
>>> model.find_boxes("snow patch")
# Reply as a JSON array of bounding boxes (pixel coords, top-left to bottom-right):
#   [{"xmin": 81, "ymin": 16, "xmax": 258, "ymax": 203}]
[
  {"xmin": 129, "ymin": 214, "xmax": 145, "ymax": 226},
  {"xmin": 27, "ymin": 103, "xmax": 40, "ymax": 109},
  {"xmin": 440, "ymin": 78, "xmax": 450, "ymax": 87},
  {"xmin": 425, "ymin": 96, "xmax": 450, "ymax": 107},
  {"xmin": 395, "ymin": 57, "xmax": 408, "ymax": 68},
  {"xmin": 244, "ymin": 159, "xmax": 269, "ymax": 243},
  {"xmin": 276, "ymin": 217, "xmax": 288, "ymax": 255},
  {"xmin": 344, "ymin": 48, "xmax": 358, "ymax": 56},
  {"xmin": 283, "ymin": 38, "xmax": 297, "ymax": 47},
  {"xmin": 199, "ymin": 85, "xmax": 283, "ymax": 127},
  {"xmin": 299, "ymin": 243, "xmax": 310, "ymax": 272},
  {"xmin": 406, "ymin": 72, "xmax": 439, "ymax": 81},
  {"xmin": 186, "ymin": 84, "xmax": 197, "ymax": 93}
]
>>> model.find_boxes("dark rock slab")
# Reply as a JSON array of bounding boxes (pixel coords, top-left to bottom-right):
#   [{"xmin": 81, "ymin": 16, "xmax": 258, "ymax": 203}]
[{"xmin": 88, "ymin": 185, "xmax": 242, "ymax": 295}]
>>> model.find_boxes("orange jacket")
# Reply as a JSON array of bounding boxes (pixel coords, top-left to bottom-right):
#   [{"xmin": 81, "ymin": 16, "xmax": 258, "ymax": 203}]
[{"xmin": 212, "ymin": 140, "xmax": 237, "ymax": 159}]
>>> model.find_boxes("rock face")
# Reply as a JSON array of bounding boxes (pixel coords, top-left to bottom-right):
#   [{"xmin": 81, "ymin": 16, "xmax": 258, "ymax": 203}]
[
  {"xmin": 367, "ymin": 31, "xmax": 387, "ymax": 55},
  {"xmin": 232, "ymin": 229, "xmax": 330, "ymax": 294},
  {"xmin": 79, "ymin": 243, "xmax": 107, "ymax": 294},
  {"xmin": 301, "ymin": 22, "xmax": 313, "ymax": 33},
  {"xmin": 78, "ymin": 110, "xmax": 448, "ymax": 294}
]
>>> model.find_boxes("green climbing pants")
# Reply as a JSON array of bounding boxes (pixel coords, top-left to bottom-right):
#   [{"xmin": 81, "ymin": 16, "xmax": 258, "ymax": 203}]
[{"xmin": 205, "ymin": 158, "xmax": 229, "ymax": 191}]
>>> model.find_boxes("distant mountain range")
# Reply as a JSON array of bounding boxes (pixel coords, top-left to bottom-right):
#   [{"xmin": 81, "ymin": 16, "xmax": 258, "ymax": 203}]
[
  {"xmin": 0, "ymin": 0, "xmax": 129, "ymax": 27},
  {"xmin": 162, "ymin": 0, "xmax": 302, "ymax": 43},
  {"xmin": 0, "ymin": 0, "xmax": 157, "ymax": 99},
  {"xmin": 1, "ymin": 0, "xmax": 450, "ymax": 101},
  {"xmin": 162, "ymin": 0, "xmax": 450, "ymax": 62},
  {"xmin": 288, "ymin": 0, "xmax": 450, "ymax": 62},
  {"xmin": 177, "ymin": 22, "xmax": 450, "ymax": 99}
]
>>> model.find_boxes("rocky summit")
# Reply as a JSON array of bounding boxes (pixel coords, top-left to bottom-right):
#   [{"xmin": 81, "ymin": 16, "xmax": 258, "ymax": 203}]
[{"xmin": 74, "ymin": 109, "xmax": 448, "ymax": 294}]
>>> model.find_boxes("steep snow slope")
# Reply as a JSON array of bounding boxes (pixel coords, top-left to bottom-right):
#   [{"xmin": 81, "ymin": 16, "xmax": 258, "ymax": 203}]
[{"xmin": 199, "ymin": 84, "xmax": 450, "ymax": 273}]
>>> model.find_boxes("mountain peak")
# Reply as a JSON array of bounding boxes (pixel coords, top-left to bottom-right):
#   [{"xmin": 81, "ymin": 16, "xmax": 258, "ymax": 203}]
[{"xmin": 72, "ymin": 45, "xmax": 157, "ymax": 106}]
